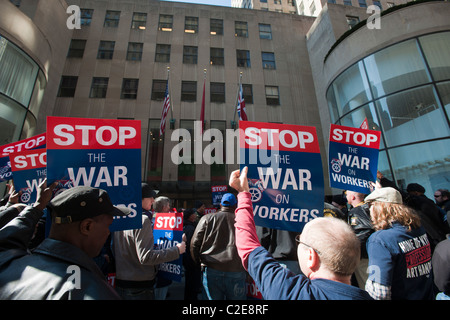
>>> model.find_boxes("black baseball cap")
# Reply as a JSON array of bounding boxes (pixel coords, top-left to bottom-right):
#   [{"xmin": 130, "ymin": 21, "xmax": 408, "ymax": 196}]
[
  {"xmin": 48, "ymin": 186, "xmax": 131, "ymax": 224},
  {"xmin": 142, "ymin": 183, "xmax": 157, "ymax": 199}
]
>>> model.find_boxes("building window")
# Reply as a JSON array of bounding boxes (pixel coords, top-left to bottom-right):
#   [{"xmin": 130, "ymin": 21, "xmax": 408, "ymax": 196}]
[
  {"xmin": 237, "ymin": 50, "xmax": 251, "ymax": 68},
  {"xmin": 210, "ymin": 19, "xmax": 223, "ymax": 35},
  {"xmin": 67, "ymin": 39, "xmax": 86, "ymax": 58},
  {"xmin": 151, "ymin": 80, "xmax": 167, "ymax": 101},
  {"xmin": 358, "ymin": 0, "xmax": 367, "ymax": 7},
  {"xmin": 265, "ymin": 86, "xmax": 280, "ymax": 105},
  {"xmin": 104, "ymin": 10, "xmax": 120, "ymax": 28},
  {"xmin": 159, "ymin": 14, "xmax": 173, "ymax": 32},
  {"xmin": 235, "ymin": 21, "xmax": 248, "ymax": 37},
  {"xmin": 344, "ymin": 0, "xmax": 352, "ymax": 5},
  {"xmin": 90, "ymin": 77, "xmax": 109, "ymax": 98},
  {"xmin": 121, "ymin": 78, "xmax": 139, "ymax": 99},
  {"xmin": 80, "ymin": 9, "xmax": 94, "ymax": 26},
  {"xmin": 145, "ymin": 119, "xmax": 165, "ymax": 182},
  {"xmin": 97, "ymin": 41, "xmax": 115, "ymax": 59},
  {"xmin": 183, "ymin": 46, "xmax": 198, "ymax": 64},
  {"xmin": 57, "ymin": 76, "xmax": 78, "ymax": 97},
  {"xmin": 210, "ymin": 82, "xmax": 225, "ymax": 103},
  {"xmin": 242, "ymin": 84, "xmax": 253, "ymax": 104},
  {"xmin": 262, "ymin": 52, "xmax": 276, "ymax": 69},
  {"xmin": 181, "ymin": 81, "xmax": 197, "ymax": 102},
  {"xmin": 373, "ymin": 0, "xmax": 382, "ymax": 9},
  {"xmin": 274, "ymin": 0, "xmax": 282, "ymax": 4},
  {"xmin": 185, "ymin": 17, "xmax": 198, "ymax": 34},
  {"xmin": 259, "ymin": 24, "xmax": 272, "ymax": 40},
  {"xmin": 131, "ymin": 12, "xmax": 147, "ymax": 30},
  {"xmin": 346, "ymin": 16, "xmax": 360, "ymax": 29},
  {"xmin": 155, "ymin": 44, "xmax": 171, "ymax": 63},
  {"xmin": 127, "ymin": 42, "xmax": 143, "ymax": 61},
  {"xmin": 210, "ymin": 48, "xmax": 224, "ymax": 66}
]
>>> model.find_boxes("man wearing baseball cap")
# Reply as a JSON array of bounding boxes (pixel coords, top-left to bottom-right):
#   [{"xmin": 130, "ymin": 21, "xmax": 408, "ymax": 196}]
[
  {"xmin": 0, "ymin": 181, "xmax": 129, "ymax": 299},
  {"xmin": 191, "ymin": 193, "xmax": 246, "ymax": 300}
]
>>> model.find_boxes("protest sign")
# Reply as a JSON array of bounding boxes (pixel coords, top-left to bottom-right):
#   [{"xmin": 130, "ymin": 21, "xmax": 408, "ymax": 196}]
[
  {"xmin": 46, "ymin": 116, "xmax": 142, "ymax": 231},
  {"xmin": 9, "ymin": 148, "xmax": 47, "ymax": 205},
  {"xmin": 153, "ymin": 212, "xmax": 184, "ymax": 282},
  {"xmin": 328, "ymin": 124, "xmax": 381, "ymax": 194},
  {"xmin": 0, "ymin": 133, "xmax": 46, "ymax": 182},
  {"xmin": 211, "ymin": 185, "xmax": 227, "ymax": 206},
  {"xmin": 239, "ymin": 121, "xmax": 324, "ymax": 233}
]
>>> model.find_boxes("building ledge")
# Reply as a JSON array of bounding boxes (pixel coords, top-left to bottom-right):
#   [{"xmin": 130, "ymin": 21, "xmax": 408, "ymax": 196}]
[{"xmin": 324, "ymin": 0, "xmax": 448, "ymax": 63}]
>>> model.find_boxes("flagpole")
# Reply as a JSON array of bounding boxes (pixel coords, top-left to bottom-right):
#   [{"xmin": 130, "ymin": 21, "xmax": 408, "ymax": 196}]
[
  {"xmin": 167, "ymin": 66, "xmax": 174, "ymax": 120},
  {"xmin": 232, "ymin": 72, "xmax": 243, "ymax": 126},
  {"xmin": 200, "ymin": 69, "xmax": 207, "ymax": 134}
]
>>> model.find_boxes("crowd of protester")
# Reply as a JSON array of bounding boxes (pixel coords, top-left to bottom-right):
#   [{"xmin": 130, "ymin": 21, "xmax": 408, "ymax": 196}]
[{"xmin": 0, "ymin": 168, "xmax": 448, "ymax": 300}]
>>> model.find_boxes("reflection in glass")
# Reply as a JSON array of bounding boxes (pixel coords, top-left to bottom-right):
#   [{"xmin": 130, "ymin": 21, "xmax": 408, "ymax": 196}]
[
  {"xmin": 375, "ymin": 85, "xmax": 449, "ymax": 147},
  {"xmin": 328, "ymin": 61, "xmax": 371, "ymax": 116},
  {"xmin": 0, "ymin": 95, "xmax": 27, "ymax": 145},
  {"xmin": 388, "ymin": 141, "xmax": 450, "ymax": 198},
  {"xmin": 0, "ymin": 37, "xmax": 39, "ymax": 107},
  {"xmin": 364, "ymin": 39, "xmax": 430, "ymax": 98},
  {"xmin": 436, "ymin": 81, "xmax": 450, "ymax": 123},
  {"xmin": 339, "ymin": 102, "xmax": 385, "ymax": 149},
  {"xmin": 419, "ymin": 32, "xmax": 450, "ymax": 82}
]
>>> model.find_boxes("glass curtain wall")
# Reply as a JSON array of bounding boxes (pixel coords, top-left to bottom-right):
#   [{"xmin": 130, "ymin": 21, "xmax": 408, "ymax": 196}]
[
  {"xmin": 326, "ymin": 31, "xmax": 450, "ymax": 197},
  {"xmin": 0, "ymin": 35, "xmax": 45, "ymax": 144}
]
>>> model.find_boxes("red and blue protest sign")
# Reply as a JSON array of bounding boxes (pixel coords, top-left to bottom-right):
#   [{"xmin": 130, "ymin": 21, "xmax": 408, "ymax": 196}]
[
  {"xmin": 9, "ymin": 148, "xmax": 47, "ymax": 205},
  {"xmin": 0, "ymin": 133, "xmax": 46, "ymax": 182},
  {"xmin": 239, "ymin": 121, "xmax": 324, "ymax": 233},
  {"xmin": 46, "ymin": 116, "xmax": 142, "ymax": 231},
  {"xmin": 153, "ymin": 212, "xmax": 184, "ymax": 282},
  {"xmin": 211, "ymin": 185, "xmax": 227, "ymax": 206},
  {"xmin": 328, "ymin": 124, "xmax": 381, "ymax": 194}
]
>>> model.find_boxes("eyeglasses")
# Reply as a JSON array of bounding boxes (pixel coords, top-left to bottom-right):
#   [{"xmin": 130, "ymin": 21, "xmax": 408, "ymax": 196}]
[
  {"xmin": 434, "ymin": 194, "xmax": 442, "ymax": 198},
  {"xmin": 295, "ymin": 234, "xmax": 321, "ymax": 256}
]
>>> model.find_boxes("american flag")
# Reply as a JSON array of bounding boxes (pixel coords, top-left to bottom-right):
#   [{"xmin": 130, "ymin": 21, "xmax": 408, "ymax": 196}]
[
  {"xmin": 159, "ymin": 81, "xmax": 170, "ymax": 136},
  {"xmin": 237, "ymin": 83, "xmax": 248, "ymax": 121}
]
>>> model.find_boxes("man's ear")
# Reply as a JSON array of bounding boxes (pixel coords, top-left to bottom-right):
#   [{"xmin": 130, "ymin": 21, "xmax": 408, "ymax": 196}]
[
  {"xmin": 79, "ymin": 218, "xmax": 94, "ymax": 235},
  {"xmin": 306, "ymin": 248, "xmax": 321, "ymax": 272}
]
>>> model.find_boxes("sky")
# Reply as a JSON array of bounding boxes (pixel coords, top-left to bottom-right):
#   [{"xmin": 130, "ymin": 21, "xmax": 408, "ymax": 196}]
[{"xmin": 161, "ymin": 0, "xmax": 232, "ymax": 7}]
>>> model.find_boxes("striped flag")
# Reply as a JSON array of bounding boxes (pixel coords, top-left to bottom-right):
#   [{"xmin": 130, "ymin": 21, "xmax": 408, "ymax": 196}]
[
  {"xmin": 159, "ymin": 81, "xmax": 170, "ymax": 136},
  {"xmin": 237, "ymin": 83, "xmax": 248, "ymax": 121}
]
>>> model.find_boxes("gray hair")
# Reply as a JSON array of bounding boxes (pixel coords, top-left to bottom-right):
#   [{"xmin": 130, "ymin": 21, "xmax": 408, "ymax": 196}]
[{"xmin": 154, "ymin": 196, "xmax": 170, "ymax": 213}]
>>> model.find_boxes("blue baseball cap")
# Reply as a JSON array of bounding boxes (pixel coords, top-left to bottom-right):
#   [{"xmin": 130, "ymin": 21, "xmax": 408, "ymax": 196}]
[{"xmin": 221, "ymin": 193, "xmax": 237, "ymax": 207}]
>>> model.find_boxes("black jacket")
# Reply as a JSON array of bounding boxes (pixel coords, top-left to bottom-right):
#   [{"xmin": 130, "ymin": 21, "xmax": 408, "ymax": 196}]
[
  {"xmin": 190, "ymin": 206, "xmax": 244, "ymax": 272},
  {"xmin": 0, "ymin": 206, "xmax": 120, "ymax": 300},
  {"xmin": 347, "ymin": 203, "xmax": 374, "ymax": 259}
]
